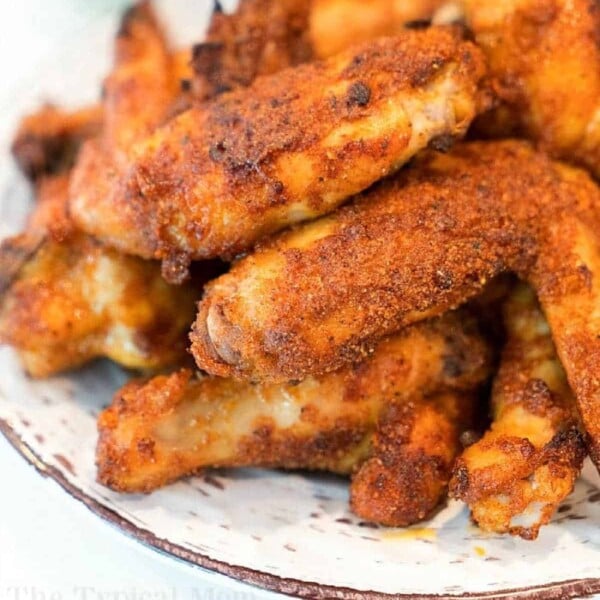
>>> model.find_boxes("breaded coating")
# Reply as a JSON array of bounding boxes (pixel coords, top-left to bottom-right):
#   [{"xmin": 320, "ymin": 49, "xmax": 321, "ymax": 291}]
[
  {"xmin": 0, "ymin": 174, "xmax": 72, "ymax": 297},
  {"xmin": 191, "ymin": 0, "xmax": 312, "ymax": 101},
  {"xmin": 0, "ymin": 174, "xmax": 209, "ymax": 377},
  {"xmin": 190, "ymin": 140, "xmax": 600, "ymax": 468},
  {"xmin": 309, "ymin": 0, "xmax": 447, "ymax": 59},
  {"xmin": 350, "ymin": 388, "xmax": 477, "ymax": 527},
  {"xmin": 97, "ymin": 310, "xmax": 490, "ymax": 504},
  {"xmin": 69, "ymin": 2, "xmax": 180, "ymax": 262},
  {"xmin": 460, "ymin": 0, "xmax": 600, "ymax": 177},
  {"xmin": 69, "ymin": 28, "xmax": 489, "ymax": 278},
  {"xmin": 450, "ymin": 284, "xmax": 586, "ymax": 539},
  {"xmin": 102, "ymin": 0, "xmax": 176, "ymax": 163},
  {"xmin": 0, "ymin": 233, "xmax": 198, "ymax": 377},
  {"xmin": 11, "ymin": 104, "xmax": 102, "ymax": 181}
]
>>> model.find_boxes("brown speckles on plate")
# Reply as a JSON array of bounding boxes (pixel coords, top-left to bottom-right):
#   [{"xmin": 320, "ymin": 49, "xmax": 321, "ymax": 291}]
[
  {"xmin": 204, "ymin": 474, "xmax": 225, "ymax": 490},
  {"xmin": 52, "ymin": 453, "xmax": 75, "ymax": 476}
]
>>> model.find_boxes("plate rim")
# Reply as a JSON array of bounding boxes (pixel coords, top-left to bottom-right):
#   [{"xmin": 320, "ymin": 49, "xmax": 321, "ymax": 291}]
[{"xmin": 1, "ymin": 417, "xmax": 599, "ymax": 600}]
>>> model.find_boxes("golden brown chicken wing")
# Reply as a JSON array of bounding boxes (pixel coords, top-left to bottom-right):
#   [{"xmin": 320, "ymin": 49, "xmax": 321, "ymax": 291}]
[
  {"xmin": 0, "ymin": 172, "xmax": 205, "ymax": 377},
  {"xmin": 190, "ymin": 140, "xmax": 600, "ymax": 469},
  {"xmin": 350, "ymin": 388, "xmax": 479, "ymax": 526},
  {"xmin": 459, "ymin": 0, "xmax": 600, "ymax": 177},
  {"xmin": 97, "ymin": 310, "xmax": 491, "ymax": 513},
  {"xmin": 69, "ymin": 1, "xmax": 181, "ymax": 258},
  {"xmin": 69, "ymin": 27, "xmax": 489, "ymax": 279},
  {"xmin": 0, "ymin": 233, "xmax": 199, "ymax": 378},
  {"xmin": 450, "ymin": 283, "xmax": 586, "ymax": 539},
  {"xmin": 102, "ymin": 0, "xmax": 177, "ymax": 163},
  {"xmin": 309, "ymin": 0, "xmax": 447, "ymax": 59},
  {"xmin": 191, "ymin": 0, "xmax": 312, "ymax": 101}
]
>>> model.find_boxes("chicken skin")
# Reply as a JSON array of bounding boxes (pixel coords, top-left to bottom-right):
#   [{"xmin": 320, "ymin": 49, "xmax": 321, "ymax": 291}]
[
  {"xmin": 450, "ymin": 283, "xmax": 586, "ymax": 539},
  {"xmin": 459, "ymin": 0, "xmax": 600, "ymax": 177},
  {"xmin": 101, "ymin": 0, "xmax": 177, "ymax": 164},
  {"xmin": 69, "ymin": 27, "xmax": 489, "ymax": 279},
  {"xmin": 97, "ymin": 309, "xmax": 490, "ymax": 526},
  {"xmin": 190, "ymin": 140, "xmax": 600, "ymax": 469},
  {"xmin": 69, "ymin": 1, "xmax": 182, "ymax": 277}
]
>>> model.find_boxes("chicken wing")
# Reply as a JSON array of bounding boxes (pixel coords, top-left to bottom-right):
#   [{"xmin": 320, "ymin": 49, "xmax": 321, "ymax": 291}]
[
  {"xmin": 97, "ymin": 309, "xmax": 490, "ymax": 524},
  {"xmin": 350, "ymin": 388, "xmax": 478, "ymax": 527},
  {"xmin": 309, "ymin": 0, "xmax": 447, "ymax": 59},
  {"xmin": 450, "ymin": 283, "xmax": 586, "ymax": 539},
  {"xmin": 458, "ymin": 0, "xmax": 600, "ymax": 177},
  {"xmin": 102, "ymin": 0, "xmax": 176, "ymax": 163},
  {"xmin": 190, "ymin": 140, "xmax": 600, "ymax": 468},
  {"xmin": 68, "ymin": 1, "xmax": 179, "ymax": 249},
  {"xmin": 69, "ymin": 27, "xmax": 489, "ymax": 279},
  {"xmin": 0, "ymin": 173, "xmax": 203, "ymax": 377},
  {"xmin": 11, "ymin": 104, "xmax": 102, "ymax": 181},
  {"xmin": 191, "ymin": 0, "xmax": 312, "ymax": 101}
]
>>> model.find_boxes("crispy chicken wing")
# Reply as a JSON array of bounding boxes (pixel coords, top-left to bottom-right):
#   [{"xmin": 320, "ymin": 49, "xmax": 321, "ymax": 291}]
[
  {"xmin": 69, "ymin": 27, "xmax": 488, "ymax": 279},
  {"xmin": 350, "ymin": 388, "xmax": 479, "ymax": 526},
  {"xmin": 97, "ymin": 309, "xmax": 490, "ymax": 527},
  {"xmin": 309, "ymin": 0, "xmax": 447, "ymax": 59},
  {"xmin": 190, "ymin": 140, "xmax": 600, "ymax": 468},
  {"xmin": 0, "ymin": 234, "xmax": 198, "ymax": 378},
  {"xmin": 102, "ymin": 0, "xmax": 176, "ymax": 163},
  {"xmin": 450, "ymin": 283, "xmax": 586, "ymax": 539},
  {"xmin": 69, "ymin": 2, "xmax": 181, "ymax": 267},
  {"xmin": 0, "ymin": 174, "xmax": 202, "ymax": 377},
  {"xmin": 11, "ymin": 104, "xmax": 102, "ymax": 181},
  {"xmin": 458, "ymin": 0, "xmax": 600, "ymax": 177},
  {"xmin": 191, "ymin": 0, "xmax": 312, "ymax": 101}
]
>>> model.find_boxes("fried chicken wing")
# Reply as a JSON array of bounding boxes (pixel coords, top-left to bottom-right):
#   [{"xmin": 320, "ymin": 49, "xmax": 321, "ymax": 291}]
[
  {"xmin": 309, "ymin": 0, "xmax": 447, "ymax": 59},
  {"xmin": 11, "ymin": 104, "xmax": 102, "ymax": 181},
  {"xmin": 0, "ymin": 233, "xmax": 198, "ymax": 378},
  {"xmin": 97, "ymin": 310, "xmax": 490, "ymax": 515},
  {"xmin": 102, "ymin": 0, "xmax": 176, "ymax": 163},
  {"xmin": 191, "ymin": 0, "xmax": 312, "ymax": 101},
  {"xmin": 69, "ymin": 1, "xmax": 181, "ymax": 259},
  {"xmin": 350, "ymin": 388, "xmax": 478, "ymax": 527},
  {"xmin": 458, "ymin": 0, "xmax": 600, "ymax": 177},
  {"xmin": 0, "ymin": 174, "xmax": 202, "ymax": 377},
  {"xmin": 190, "ymin": 140, "xmax": 600, "ymax": 468},
  {"xmin": 450, "ymin": 283, "xmax": 586, "ymax": 539},
  {"xmin": 69, "ymin": 28, "xmax": 488, "ymax": 278}
]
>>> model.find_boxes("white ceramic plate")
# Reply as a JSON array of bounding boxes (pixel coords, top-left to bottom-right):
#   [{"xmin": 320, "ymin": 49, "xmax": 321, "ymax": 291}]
[{"xmin": 1, "ymin": 2, "xmax": 599, "ymax": 598}]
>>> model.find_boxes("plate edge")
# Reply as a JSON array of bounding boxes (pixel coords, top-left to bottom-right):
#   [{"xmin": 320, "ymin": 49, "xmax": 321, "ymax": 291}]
[{"xmin": 1, "ymin": 416, "xmax": 599, "ymax": 600}]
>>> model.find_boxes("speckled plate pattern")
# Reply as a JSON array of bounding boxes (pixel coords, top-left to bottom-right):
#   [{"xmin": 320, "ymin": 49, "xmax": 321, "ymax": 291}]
[{"xmin": 1, "ymin": 2, "xmax": 599, "ymax": 598}]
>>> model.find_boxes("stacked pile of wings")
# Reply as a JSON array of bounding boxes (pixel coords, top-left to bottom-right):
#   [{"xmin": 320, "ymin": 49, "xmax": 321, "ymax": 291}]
[{"xmin": 3, "ymin": 0, "xmax": 600, "ymax": 540}]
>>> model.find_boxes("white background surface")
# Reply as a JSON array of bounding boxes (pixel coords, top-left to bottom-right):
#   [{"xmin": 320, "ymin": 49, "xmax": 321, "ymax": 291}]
[{"xmin": 0, "ymin": 1, "xmax": 270, "ymax": 596}]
